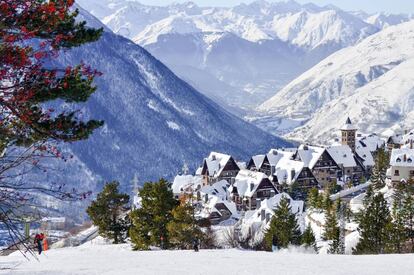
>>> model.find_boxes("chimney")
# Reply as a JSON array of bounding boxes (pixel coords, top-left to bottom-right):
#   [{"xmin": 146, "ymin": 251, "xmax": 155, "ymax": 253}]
[
  {"xmin": 271, "ymin": 165, "xmax": 276, "ymax": 175},
  {"xmin": 404, "ymin": 154, "xmax": 407, "ymax": 162},
  {"xmin": 250, "ymin": 183, "xmax": 255, "ymax": 192},
  {"xmin": 212, "ymin": 154, "xmax": 216, "ymax": 160},
  {"xmin": 410, "ymin": 139, "xmax": 413, "ymax": 149}
]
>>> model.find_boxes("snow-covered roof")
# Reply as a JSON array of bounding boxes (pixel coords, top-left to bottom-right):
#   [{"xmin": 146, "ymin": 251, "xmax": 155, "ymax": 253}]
[
  {"xmin": 295, "ymin": 144, "xmax": 325, "ymax": 169},
  {"xmin": 234, "ymin": 170, "xmax": 269, "ymax": 198},
  {"xmin": 402, "ymin": 130, "xmax": 414, "ymax": 147},
  {"xmin": 199, "ymin": 180, "xmax": 229, "ymax": 201},
  {"xmin": 171, "ymin": 175, "xmax": 202, "ymax": 194},
  {"xmin": 357, "ymin": 133, "xmax": 385, "ymax": 152},
  {"xmin": 198, "ymin": 194, "xmax": 238, "ymax": 220},
  {"xmin": 387, "ymin": 134, "xmax": 404, "ymax": 145},
  {"xmin": 390, "ymin": 148, "xmax": 414, "ymax": 167},
  {"xmin": 259, "ymin": 193, "xmax": 304, "ymax": 215},
  {"xmin": 203, "ymin": 152, "xmax": 232, "ymax": 177},
  {"xmin": 274, "ymin": 159, "xmax": 304, "ymax": 185},
  {"xmin": 251, "ymin": 154, "xmax": 266, "ymax": 169},
  {"xmin": 327, "ymin": 145, "xmax": 357, "ymax": 167},
  {"xmin": 243, "ymin": 193, "xmax": 304, "ymax": 226},
  {"xmin": 355, "ymin": 146, "xmax": 375, "ymax": 167},
  {"xmin": 237, "ymin": 161, "xmax": 247, "ymax": 170},
  {"xmin": 266, "ymin": 149, "xmax": 295, "ymax": 167},
  {"xmin": 195, "ymin": 166, "xmax": 203, "ymax": 175},
  {"xmin": 340, "ymin": 117, "xmax": 358, "ymax": 131}
]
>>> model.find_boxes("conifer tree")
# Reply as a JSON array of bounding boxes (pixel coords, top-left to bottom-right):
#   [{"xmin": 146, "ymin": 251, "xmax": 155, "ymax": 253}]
[
  {"xmin": 354, "ymin": 193, "xmax": 392, "ymax": 254},
  {"xmin": 87, "ymin": 182, "xmax": 130, "ymax": 244},
  {"xmin": 323, "ymin": 206, "xmax": 341, "ymax": 254},
  {"xmin": 129, "ymin": 179, "xmax": 179, "ymax": 250},
  {"xmin": 167, "ymin": 202, "xmax": 203, "ymax": 249},
  {"xmin": 307, "ymin": 188, "xmax": 323, "ymax": 210},
  {"xmin": 302, "ymin": 224, "xmax": 317, "ymax": 252},
  {"xmin": 395, "ymin": 179, "xmax": 414, "ymax": 252},
  {"xmin": 264, "ymin": 197, "xmax": 302, "ymax": 251},
  {"xmin": 387, "ymin": 201, "xmax": 407, "ymax": 253},
  {"xmin": 0, "ymin": 0, "xmax": 103, "ymax": 249},
  {"xmin": 370, "ymin": 149, "xmax": 389, "ymax": 190}
]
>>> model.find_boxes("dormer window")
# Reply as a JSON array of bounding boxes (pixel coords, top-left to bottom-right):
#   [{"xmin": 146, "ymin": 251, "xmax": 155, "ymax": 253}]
[
  {"xmin": 396, "ymin": 158, "xmax": 402, "ymax": 163},
  {"xmin": 408, "ymin": 158, "xmax": 413, "ymax": 163}
]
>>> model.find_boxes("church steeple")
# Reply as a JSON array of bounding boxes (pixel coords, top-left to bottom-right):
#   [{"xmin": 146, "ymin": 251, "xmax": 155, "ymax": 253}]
[{"xmin": 340, "ymin": 117, "xmax": 358, "ymax": 152}]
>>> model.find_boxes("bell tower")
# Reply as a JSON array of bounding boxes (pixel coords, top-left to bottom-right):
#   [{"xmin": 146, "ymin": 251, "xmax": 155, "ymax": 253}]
[{"xmin": 341, "ymin": 117, "xmax": 358, "ymax": 152}]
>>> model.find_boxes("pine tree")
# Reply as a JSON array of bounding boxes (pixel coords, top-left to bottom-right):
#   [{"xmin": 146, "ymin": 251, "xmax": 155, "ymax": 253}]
[
  {"xmin": 0, "ymin": 0, "xmax": 103, "ymax": 248},
  {"xmin": 323, "ymin": 206, "xmax": 341, "ymax": 254},
  {"xmin": 307, "ymin": 188, "xmax": 321, "ymax": 210},
  {"xmin": 129, "ymin": 179, "xmax": 179, "ymax": 250},
  {"xmin": 86, "ymin": 182, "xmax": 130, "ymax": 244},
  {"xmin": 302, "ymin": 224, "xmax": 317, "ymax": 252},
  {"xmin": 398, "ymin": 179, "xmax": 414, "ymax": 252},
  {"xmin": 264, "ymin": 197, "xmax": 302, "ymax": 251},
  {"xmin": 370, "ymin": 149, "xmax": 389, "ymax": 190},
  {"xmin": 167, "ymin": 202, "xmax": 203, "ymax": 249},
  {"xmin": 386, "ymin": 201, "xmax": 407, "ymax": 253},
  {"xmin": 354, "ymin": 193, "xmax": 392, "ymax": 254}
]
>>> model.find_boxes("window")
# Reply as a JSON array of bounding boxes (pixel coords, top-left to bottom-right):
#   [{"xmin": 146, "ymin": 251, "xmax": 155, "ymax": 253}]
[
  {"xmin": 395, "ymin": 170, "xmax": 400, "ymax": 176},
  {"xmin": 410, "ymin": 170, "xmax": 414, "ymax": 176}
]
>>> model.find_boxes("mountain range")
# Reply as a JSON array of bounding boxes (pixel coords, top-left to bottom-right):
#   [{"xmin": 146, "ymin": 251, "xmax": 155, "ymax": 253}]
[
  {"xmin": 53, "ymin": 6, "xmax": 291, "ymax": 194},
  {"xmin": 77, "ymin": 0, "xmax": 413, "ymax": 113},
  {"xmin": 258, "ymin": 20, "xmax": 414, "ymax": 144}
]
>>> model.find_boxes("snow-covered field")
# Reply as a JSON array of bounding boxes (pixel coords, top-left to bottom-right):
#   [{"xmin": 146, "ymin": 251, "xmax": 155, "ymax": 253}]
[{"xmin": 1, "ymin": 241, "xmax": 413, "ymax": 275}]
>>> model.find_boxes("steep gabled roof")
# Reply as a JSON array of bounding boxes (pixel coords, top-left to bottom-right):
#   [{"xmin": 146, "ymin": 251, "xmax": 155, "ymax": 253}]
[
  {"xmin": 390, "ymin": 148, "xmax": 414, "ymax": 167},
  {"xmin": 327, "ymin": 145, "xmax": 357, "ymax": 167},
  {"xmin": 234, "ymin": 170, "xmax": 269, "ymax": 198},
  {"xmin": 294, "ymin": 144, "xmax": 325, "ymax": 169},
  {"xmin": 355, "ymin": 147, "xmax": 375, "ymax": 167},
  {"xmin": 202, "ymin": 152, "xmax": 233, "ymax": 177}
]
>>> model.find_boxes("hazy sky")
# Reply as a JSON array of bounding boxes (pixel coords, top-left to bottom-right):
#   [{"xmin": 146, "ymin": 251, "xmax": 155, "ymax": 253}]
[{"xmin": 135, "ymin": 0, "xmax": 414, "ymax": 14}]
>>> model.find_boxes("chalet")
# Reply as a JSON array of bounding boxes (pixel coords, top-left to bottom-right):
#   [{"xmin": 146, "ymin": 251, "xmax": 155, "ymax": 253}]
[
  {"xmin": 199, "ymin": 186, "xmax": 238, "ymax": 225},
  {"xmin": 292, "ymin": 145, "xmax": 341, "ymax": 188},
  {"xmin": 239, "ymin": 193, "xmax": 304, "ymax": 230},
  {"xmin": 247, "ymin": 154, "xmax": 272, "ymax": 175},
  {"xmin": 326, "ymin": 145, "xmax": 365, "ymax": 183},
  {"xmin": 270, "ymin": 150, "xmax": 319, "ymax": 200},
  {"xmin": 389, "ymin": 148, "xmax": 414, "ymax": 185},
  {"xmin": 387, "ymin": 134, "xmax": 404, "ymax": 150},
  {"xmin": 230, "ymin": 170, "xmax": 278, "ymax": 211},
  {"xmin": 200, "ymin": 152, "xmax": 240, "ymax": 185},
  {"xmin": 171, "ymin": 175, "xmax": 203, "ymax": 199},
  {"xmin": 355, "ymin": 133, "xmax": 384, "ymax": 175}
]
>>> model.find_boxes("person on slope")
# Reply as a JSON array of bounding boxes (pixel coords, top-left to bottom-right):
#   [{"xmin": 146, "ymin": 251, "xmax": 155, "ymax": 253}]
[
  {"xmin": 41, "ymin": 233, "xmax": 48, "ymax": 251},
  {"xmin": 193, "ymin": 238, "xmax": 199, "ymax": 252},
  {"xmin": 34, "ymin": 233, "xmax": 43, "ymax": 255}
]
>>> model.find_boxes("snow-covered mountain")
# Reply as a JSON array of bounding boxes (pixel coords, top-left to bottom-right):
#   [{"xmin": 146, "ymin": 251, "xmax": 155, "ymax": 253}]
[
  {"xmin": 52, "ymin": 7, "xmax": 291, "ymax": 195},
  {"xmin": 258, "ymin": 20, "xmax": 414, "ymax": 143},
  {"xmin": 352, "ymin": 11, "xmax": 414, "ymax": 29},
  {"xmin": 76, "ymin": 0, "xmax": 382, "ymax": 111}
]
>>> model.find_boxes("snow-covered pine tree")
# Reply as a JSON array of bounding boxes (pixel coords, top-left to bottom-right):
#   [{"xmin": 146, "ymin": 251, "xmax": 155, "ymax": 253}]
[
  {"xmin": 129, "ymin": 179, "xmax": 179, "ymax": 250},
  {"xmin": 86, "ymin": 182, "xmax": 130, "ymax": 244},
  {"xmin": 354, "ymin": 193, "xmax": 392, "ymax": 254},
  {"xmin": 322, "ymin": 205, "xmax": 341, "ymax": 254},
  {"xmin": 371, "ymin": 149, "xmax": 389, "ymax": 190},
  {"xmin": 264, "ymin": 197, "xmax": 301, "ymax": 251},
  {"xmin": 301, "ymin": 224, "xmax": 317, "ymax": 252}
]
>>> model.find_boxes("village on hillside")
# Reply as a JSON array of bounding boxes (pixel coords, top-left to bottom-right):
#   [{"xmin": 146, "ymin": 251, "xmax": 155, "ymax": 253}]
[{"xmin": 163, "ymin": 118, "xmax": 414, "ymax": 250}]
